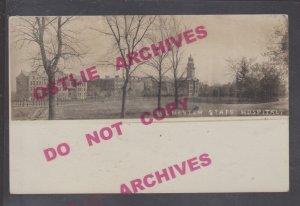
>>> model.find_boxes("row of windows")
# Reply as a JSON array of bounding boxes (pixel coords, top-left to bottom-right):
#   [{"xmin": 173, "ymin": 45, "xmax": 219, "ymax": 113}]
[
  {"xmin": 29, "ymin": 86, "xmax": 87, "ymax": 94},
  {"xmin": 29, "ymin": 83, "xmax": 87, "ymax": 90},
  {"xmin": 30, "ymin": 81, "xmax": 47, "ymax": 86},
  {"xmin": 77, "ymin": 88, "xmax": 86, "ymax": 91},
  {"xmin": 31, "ymin": 76, "xmax": 47, "ymax": 80}
]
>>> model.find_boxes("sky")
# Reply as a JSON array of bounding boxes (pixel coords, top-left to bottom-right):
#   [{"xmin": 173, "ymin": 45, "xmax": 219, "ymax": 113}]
[{"xmin": 9, "ymin": 15, "xmax": 287, "ymax": 91}]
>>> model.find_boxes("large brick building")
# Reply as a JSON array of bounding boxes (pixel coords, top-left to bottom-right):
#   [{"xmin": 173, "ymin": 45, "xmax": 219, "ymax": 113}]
[
  {"xmin": 87, "ymin": 75, "xmax": 124, "ymax": 98},
  {"xmin": 16, "ymin": 56, "xmax": 200, "ymax": 101},
  {"xmin": 142, "ymin": 76, "xmax": 174, "ymax": 97},
  {"xmin": 16, "ymin": 70, "xmax": 87, "ymax": 101},
  {"xmin": 84, "ymin": 56, "xmax": 201, "ymax": 99},
  {"xmin": 87, "ymin": 75, "xmax": 145, "ymax": 98}
]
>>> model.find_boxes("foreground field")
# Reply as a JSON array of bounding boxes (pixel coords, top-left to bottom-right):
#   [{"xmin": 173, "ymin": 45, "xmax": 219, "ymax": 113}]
[{"xmin": 11, "ymin": 97, "xmax": 289, "ymax": 120}]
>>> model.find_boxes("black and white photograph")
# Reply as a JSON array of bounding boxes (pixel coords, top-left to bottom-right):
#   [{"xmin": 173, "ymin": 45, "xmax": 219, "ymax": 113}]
[{"xmin": 9, "ymin": 15, "xmax": 288, "ymax": 120}]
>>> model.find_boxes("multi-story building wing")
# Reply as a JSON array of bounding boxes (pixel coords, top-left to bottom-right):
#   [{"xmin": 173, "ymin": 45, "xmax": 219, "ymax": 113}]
[
  {"xmin": 16, "ymin": 70, "xmax": 48, "ymax": 101},
  {"xmin": 16, "ymin": 70, "xmax": 87, "ymax": 101},
  {"xmin": 85, "ymin": 55, "xmax": 200, "ymax": 99},
  {"xmin": 55, "ymin": 71, "xmax": 69, "ymax": 100},
  {"xmin": 66, "ymin": 74, "xmax": 87, "ymax": 100},
  {"xmin": 87, "ymin": 75, "xmax": 125, "ymax": 98},
  {"xmin": 142, "ymin": 77, "xmax": 157, "ymax": 96},
  {"xmin": 128, "ymin": 76, "xmax": 144, "ymax": 96},
  {"xmin": 75, "ymin": 80, "xmax": 87, "ymax": 99},
  {"xmin": 16, "ymin": 70, "xmax": 30, "ymax": 100}
]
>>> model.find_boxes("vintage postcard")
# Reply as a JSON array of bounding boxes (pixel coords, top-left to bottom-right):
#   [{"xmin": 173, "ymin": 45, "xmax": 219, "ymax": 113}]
[{"xmin": 9, "ymin": 15, "xmax": 289, "ymax": 193}]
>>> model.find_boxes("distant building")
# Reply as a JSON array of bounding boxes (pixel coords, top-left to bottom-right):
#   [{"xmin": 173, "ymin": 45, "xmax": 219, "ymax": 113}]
[
  {"xmin": 142, "ymin": 76, "xmax": 174, "ymax": 97},
  {"xmin": 87, "ymin": 75, "xmax": 146, "ymax": 98},
  {"xmin": 16, "ymin": 71, "xmax": 32, "ymax": 100},
  {"xmin": 87, "ymin": 75, "xmax": 124, "ymax": 98},
  {"xmin": 178, "ymin": 55, "xmax": 200, "ymax": 97},
  {"xmin": 16, "ymin": 70, "xmax": 49, "ymax": 101},
  {"xmin": 84, "ymin": 55, "xmax": 200, "ymax": 98},
  {"xmin": 142, "ymin": 77, "xmax": 157, "ymax": 96},
  {"xmin": 128, "ymin": 76, "xmax": 144, "ymax": 96},
  {"xmin": 68, "ymin": 75, "xmax": 87, "ymax": 100},
  {"xmin": 142, "ymin": 55, "xmax": 199, "ymax": 97},
  {"xmin": 15, "ymin": 70, "xmax": 87, "ymax": 101}
]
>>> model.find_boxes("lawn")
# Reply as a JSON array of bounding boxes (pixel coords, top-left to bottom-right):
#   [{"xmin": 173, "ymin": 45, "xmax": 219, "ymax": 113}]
[{"xmin": 11, "ymin": 96, "xmax": 288, "ymax": 120}]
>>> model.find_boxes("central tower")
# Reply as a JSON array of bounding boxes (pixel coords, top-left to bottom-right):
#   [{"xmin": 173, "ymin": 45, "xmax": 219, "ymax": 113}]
[{"xmin": 186, "ymin": 55, "xmax": 196, "ymax": 80}]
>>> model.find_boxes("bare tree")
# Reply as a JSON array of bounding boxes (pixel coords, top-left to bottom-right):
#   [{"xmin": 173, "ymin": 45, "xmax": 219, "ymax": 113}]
[
  {"xmin": 143, "ymin": 16, "xmax": 171, "ymax": 108},
  {"xmin": 167, "ymin": 16, "xmax": 186, "ymax": 108},
  {"xmin": 15, "ymin": 16, "xmax": 85, "ymax": 120},
  {"xmin": 97, "ymin": 16, "xmax": 156, "ymax": 118}
]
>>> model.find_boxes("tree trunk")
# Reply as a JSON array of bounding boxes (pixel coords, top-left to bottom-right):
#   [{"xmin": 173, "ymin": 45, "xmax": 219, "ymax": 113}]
[
  {"xmin": 174, "ymin": 80, "xmax": 179, "ymax": 108},
  {"xmin": 157, "ymin": 75, "xmax": 162, "ymax": 108},
  {"xmin": 121, "ymin": 78, "xmax": 129, "ymax": 118},
  {"xmin": 48, "ymin": 73, "xmax": 56, "ymax": 120}
]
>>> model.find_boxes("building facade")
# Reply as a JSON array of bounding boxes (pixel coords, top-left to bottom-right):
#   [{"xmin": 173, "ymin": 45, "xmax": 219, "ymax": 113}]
[
  {"xmin": 84, "ymin": 56, "xmax": 201, "ymax": 99},
  {"xmin": 87, "ymin": 75, "xmax": 124, "ymax": 98},
  {"xmin": 87, "ymin": 75, "xmax": 146, "ymax": 98},
  {"xmin": 16, "ymin": 70, "xmax": 87, "ymax": 101}
]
